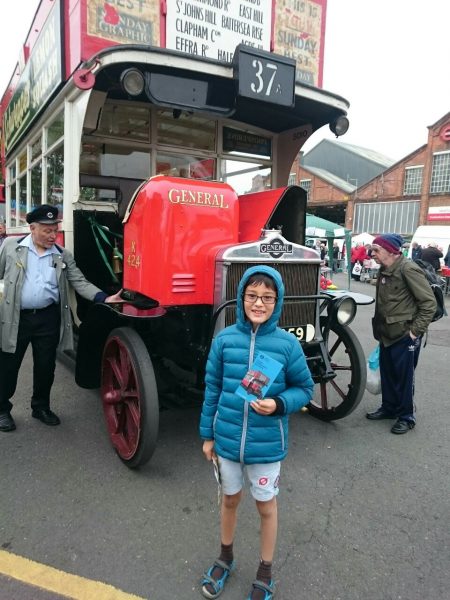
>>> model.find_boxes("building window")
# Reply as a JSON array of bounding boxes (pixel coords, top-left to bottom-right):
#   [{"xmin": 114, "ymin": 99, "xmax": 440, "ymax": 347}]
[
  {"xmin": 288, "ymin": 172, "xmax": 296, "ymax": 185},
  {"xmin": 430, "ymin": 152, "xmax": 450, "ymax": 194},
  {"xmin": 354, "ymin": 200, "xmax": 420, "ymax": 235},
  {"xmin": 300, "ymin": 178, "xmax": 311, "ymax": 200},
  {"xmin": 403, "ymin": 165, "xmax": 423, "ymax": 195}
]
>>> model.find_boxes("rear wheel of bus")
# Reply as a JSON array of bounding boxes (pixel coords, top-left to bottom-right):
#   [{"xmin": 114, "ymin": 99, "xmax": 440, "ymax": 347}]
[{"xmin": 101, "ymin": 327, "xmax": 159, "ymax": 468}]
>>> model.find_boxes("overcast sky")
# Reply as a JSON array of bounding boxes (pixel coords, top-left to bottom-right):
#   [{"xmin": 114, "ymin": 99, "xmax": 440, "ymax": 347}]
[{"xmin": 0, "ymin": 0, "xmax": 449, "ymax": 161}]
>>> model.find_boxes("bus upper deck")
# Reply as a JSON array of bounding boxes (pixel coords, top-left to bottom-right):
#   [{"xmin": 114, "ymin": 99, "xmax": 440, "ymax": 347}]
[{"xmin": 0, "ymin": 0, "xmax": 349, "ymax": 241}]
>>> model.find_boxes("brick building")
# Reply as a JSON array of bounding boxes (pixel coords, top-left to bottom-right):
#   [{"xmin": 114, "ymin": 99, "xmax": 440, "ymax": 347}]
[
  {"xmin": 289, "ymin": 139, "xmax": 394, "ymax": 225},
  {"xmin": 288, "ymin": 163, "xmax": 355, "ymax": 225},
  {"xmin": 347, "ymin": 112, "xmax": 450, "ymax": 235}
]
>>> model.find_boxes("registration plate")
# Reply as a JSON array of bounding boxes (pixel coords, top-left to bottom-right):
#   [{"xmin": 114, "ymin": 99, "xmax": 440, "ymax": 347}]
[{"xmin": 283, "ymin": 324, "xmax": 315, "ymax": 342}]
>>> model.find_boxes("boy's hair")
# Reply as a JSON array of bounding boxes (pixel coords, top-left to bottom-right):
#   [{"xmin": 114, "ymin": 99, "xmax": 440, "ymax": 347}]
[{"xmin": 244, "ymin": 273, "xmax": 277, "ymax": 292}]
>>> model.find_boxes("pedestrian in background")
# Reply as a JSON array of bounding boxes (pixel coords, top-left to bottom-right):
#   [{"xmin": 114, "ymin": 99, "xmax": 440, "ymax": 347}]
[
  {"xmin": 443, "ymin": 244, "xmax": 450, "ymax": 267},
  {"xmin": 351, "ymin": 243, "xmax": 369, "ymax": 280},
  {"xmin": 332, "ymin": 242, "xmax": 340, "ymax": 272},
  {"xmin": 0, "ymin": 204, "xmax": 123, "ymax": 432},
  {"xmin": 0, "ymin": 217, "xmax": 6, "ymax": 247},
  {"xmin": 320, "ymin": 243, "xmax": 326, "ymax": 261},
  {"xmin": 421, "ymin": 242, "xmax": 443, "ymax": 272},
  {"xmin": 199, "ymin": 266, "xmax": 314, "ymax": 600},
  {"xmin": 411, "ymin": 241, "xmax": 422, "ymax": 261},
  {"xmin": 367, "ymin": 234, "xmax": 436, "ymax": 434}
]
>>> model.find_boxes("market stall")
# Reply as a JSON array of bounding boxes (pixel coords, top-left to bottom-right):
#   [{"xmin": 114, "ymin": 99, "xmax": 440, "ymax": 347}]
[{"xmin": 306, "ymin": 214, "xmax": 352, "ymax": 287}]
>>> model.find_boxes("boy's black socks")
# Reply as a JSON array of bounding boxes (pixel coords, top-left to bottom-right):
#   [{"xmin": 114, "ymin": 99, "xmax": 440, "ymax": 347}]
[
  {"xmin": 219, "ymin": 542, "xmax": 234, "ymax": 564},
  {"xmin": 249, "ymin": 560, "xmax": 273, "ymax": 600},
  {"xmin": 203, "ymin": 544, "xmax": 234, "ymax": 596},
  {"xmin": 256, "ymin": 558, "xmax": 272, "ymax": 582}
]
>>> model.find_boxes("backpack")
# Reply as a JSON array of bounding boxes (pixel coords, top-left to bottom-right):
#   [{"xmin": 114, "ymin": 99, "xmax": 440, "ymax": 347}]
[{"xmin": 403, "ymin": 259, "xmax": 447, "ymax": 322}]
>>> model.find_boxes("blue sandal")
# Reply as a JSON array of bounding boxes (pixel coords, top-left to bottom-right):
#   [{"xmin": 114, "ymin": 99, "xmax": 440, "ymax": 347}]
[
  {"xmin": 201, "ymin": 559, "xmax": 235, "ymax": 599},
  {"xmin": 246, "ymin": 579, "xmax": 275, "ymax": 600}
]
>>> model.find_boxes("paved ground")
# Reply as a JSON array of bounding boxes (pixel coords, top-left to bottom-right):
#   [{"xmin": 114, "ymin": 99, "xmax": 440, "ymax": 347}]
[{"xmin": 0, "ymin": 271, "xmax": 449, "ymax": 599}]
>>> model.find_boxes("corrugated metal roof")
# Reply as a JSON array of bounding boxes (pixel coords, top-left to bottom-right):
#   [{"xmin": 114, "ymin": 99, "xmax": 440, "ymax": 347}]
[
  {"xmin": 316, "ymin": 139, "xmax": 396, "ymax": 167},
  {"xmin": 302, "ymin": 165, "xmax": 356, "ymax": 193}
]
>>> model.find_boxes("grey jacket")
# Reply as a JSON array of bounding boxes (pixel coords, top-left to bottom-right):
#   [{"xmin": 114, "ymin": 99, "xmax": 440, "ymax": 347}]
[{"xmin": 0, "ymin": 236, "xmax": 103, "ymax": 353}]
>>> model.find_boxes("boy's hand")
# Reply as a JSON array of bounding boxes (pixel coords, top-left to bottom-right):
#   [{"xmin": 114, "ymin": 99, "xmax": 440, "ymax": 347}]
[
  {"xmin": 203, "ymin": 440, "xmax": 216, "ymax": 461},
  {"xmin": 250, "ymin": 398, "xmax": 276, "ymax": 415}
]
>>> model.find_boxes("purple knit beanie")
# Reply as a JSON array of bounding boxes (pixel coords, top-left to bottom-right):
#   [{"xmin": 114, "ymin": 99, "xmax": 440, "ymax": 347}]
[{"xmin": 372, "ymin": 233, "xmax": 404, "ymax": 255}]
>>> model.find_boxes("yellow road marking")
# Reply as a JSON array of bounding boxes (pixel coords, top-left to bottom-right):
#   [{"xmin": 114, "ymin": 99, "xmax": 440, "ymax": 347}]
[{"xmin": 0, "ymin": 550, "xmax": 146, "ymax": 600}]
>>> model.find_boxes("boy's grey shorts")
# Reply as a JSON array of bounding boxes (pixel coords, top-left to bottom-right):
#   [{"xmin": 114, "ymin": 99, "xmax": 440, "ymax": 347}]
[{"xmin": 217, "ymin": 456, "xmax": 280, "ymax": 501}]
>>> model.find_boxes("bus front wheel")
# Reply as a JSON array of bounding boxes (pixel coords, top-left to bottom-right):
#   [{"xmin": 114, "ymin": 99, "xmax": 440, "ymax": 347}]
[
  {"xmin": 308, "ymin": 322, "xmax": 366, "ymax": 421},
  {"xmin": 101, "ymin": 327, "xmax": 159, "ymax": 468}
]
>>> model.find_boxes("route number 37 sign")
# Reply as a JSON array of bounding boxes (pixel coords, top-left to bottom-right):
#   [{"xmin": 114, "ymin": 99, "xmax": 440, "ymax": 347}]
[{"xmin": 233, "ymin": 44, "xmax": 296, "ymax": 107}]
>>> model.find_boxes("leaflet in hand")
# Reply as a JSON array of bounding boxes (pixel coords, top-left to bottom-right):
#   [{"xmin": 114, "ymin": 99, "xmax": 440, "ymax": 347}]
[{"xmin": 236, "ymin": 352, "xmax": 283, "ymax": 402}]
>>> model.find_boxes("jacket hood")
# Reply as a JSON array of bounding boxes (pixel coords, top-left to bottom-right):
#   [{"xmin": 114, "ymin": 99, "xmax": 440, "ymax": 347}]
[{"xmin": 236, "ymin": 265, "xmax": 284, "ymax": 332}]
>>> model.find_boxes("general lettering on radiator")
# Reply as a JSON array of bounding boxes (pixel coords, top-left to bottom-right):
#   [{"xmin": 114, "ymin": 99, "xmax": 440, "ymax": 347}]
[{"xmin": 168, "ymin": 188, "xmax": 229, "ymax": 208}]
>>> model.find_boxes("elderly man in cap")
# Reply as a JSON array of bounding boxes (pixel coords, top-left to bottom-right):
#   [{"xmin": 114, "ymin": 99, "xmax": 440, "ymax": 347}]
[
  {"xmin": 0, "ymin": 204, "xmax": 122, "ymax": 432},
  {"xmin": 367, "ymin": 233, "xmax": 436, "ymax": 434}
]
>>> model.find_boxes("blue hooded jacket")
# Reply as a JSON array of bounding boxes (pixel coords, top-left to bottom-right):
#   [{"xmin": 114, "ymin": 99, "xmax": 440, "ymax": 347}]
[{"xmin": 199, "ymin": 265, "xmax": 314, "ymax": 464}]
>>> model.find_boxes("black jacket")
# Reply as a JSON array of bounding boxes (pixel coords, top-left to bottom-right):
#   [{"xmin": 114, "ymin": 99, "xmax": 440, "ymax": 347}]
[{"xmin": 420, "ymin": 247, "xmax": 443, "ymax": 271}]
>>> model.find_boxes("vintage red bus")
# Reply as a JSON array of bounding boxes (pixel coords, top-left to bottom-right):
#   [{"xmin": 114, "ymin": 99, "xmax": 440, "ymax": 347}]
[{"xmin": 0, "ymin": 0, "xmax": 370, "ymax": 468}]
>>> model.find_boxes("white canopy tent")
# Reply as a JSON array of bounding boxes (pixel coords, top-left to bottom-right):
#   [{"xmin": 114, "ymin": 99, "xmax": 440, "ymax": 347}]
[{"xmin": 352, "ymin": 232, "xmax": 375, "ymax": 246}]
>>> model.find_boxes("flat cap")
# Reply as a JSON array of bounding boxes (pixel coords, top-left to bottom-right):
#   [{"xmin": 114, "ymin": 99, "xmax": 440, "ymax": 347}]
[{"xmin": 26, "ymin": 204, "xmax": 62, "ymax": 224}]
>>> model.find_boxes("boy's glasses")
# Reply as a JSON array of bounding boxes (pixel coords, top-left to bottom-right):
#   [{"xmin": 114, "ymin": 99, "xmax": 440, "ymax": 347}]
[{"xmin": 244, "ymin": 293, "xmax": 277, "ymax": 305}]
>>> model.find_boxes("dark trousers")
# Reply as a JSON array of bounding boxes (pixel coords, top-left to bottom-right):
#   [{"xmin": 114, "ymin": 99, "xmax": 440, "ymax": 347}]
[
  {"xmin": 379, "ymin": 335, "xmax": 421, "ymax": 421},
  {"xmin": 0, "ymin": 304, "xmax": 60, "ymax": 413}
]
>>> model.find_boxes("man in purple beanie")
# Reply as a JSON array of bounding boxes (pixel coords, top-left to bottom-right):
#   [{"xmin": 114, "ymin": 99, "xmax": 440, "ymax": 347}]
[{"xmin": 367, "ymin": 233, "xmax": 436, "ymax": 434}]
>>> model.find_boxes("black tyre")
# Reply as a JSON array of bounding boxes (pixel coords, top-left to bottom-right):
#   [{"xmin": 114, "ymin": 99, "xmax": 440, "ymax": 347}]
[
  {"xmin": 101, "ymin": 327, "xmax": 159, "ymax": 468},
  {"xmin": 308, "ymin": 322, "xmax": 366, "ymax": 421}
]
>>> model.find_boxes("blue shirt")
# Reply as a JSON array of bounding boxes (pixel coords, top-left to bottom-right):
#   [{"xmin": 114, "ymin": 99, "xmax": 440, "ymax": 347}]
[{"xmin": 20, "ymin": 234, "xmax": 60, "ymax": 309}]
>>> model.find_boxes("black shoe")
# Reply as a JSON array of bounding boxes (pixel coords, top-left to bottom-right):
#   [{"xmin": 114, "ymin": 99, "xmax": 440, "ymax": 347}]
[
  {"xmin": 0, "ymin": 412, "xmax": 16, "ymax": 432},
  {"xmin": 32, "ymin": 409, "xmax": 61, "ymax": 426},
  {"xmin": 366, "ymin": 408, "xmax": 396, "ymax": 420},
  {"xmin": 391, "ymin": 419, "xmax": 415, "ymax": 434}
]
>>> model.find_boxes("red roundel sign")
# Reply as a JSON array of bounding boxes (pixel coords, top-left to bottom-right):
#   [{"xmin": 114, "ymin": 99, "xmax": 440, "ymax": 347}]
[{"xmin": 440, "ymin": 125, "xmax": 450, "ymax": 142}]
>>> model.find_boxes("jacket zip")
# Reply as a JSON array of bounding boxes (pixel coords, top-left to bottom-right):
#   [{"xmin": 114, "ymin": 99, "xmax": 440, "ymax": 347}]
[
  {"xmin": 278, "ymin": 419, "xmax": 285, "ymax": 451},
  {"xmin": 239, "ymin": 326, "xmax": 258, "ymax": 462}
]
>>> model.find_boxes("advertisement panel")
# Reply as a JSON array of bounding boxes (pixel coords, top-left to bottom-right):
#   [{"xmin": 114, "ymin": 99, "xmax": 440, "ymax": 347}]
[
  {"xmin": 166, "ymin": 0, "xmax": 272, "ymax": 61},
  {"xmin": 86, "ymin": 0, "xmax": 160, "ymax": 47},
  {"xmin": 81, "ymin": 0, "xmax": 325, "ymax": 86},
  {"xmin": 428, "ymin": 206, "xmax": 450, "ymax": 221},
  {"xmin": 2, "ymin": 2, "xmax": 62, "ymax": 154},
  {"xmin": 273, "ymin": 0, "xmax": 326, "ymax": 86}
]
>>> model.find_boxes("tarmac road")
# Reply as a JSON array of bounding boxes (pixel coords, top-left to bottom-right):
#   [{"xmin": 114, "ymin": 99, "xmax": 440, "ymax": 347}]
[{"xmin": 0, "ymin": 273, "xmax": 449, "ymax": 600}]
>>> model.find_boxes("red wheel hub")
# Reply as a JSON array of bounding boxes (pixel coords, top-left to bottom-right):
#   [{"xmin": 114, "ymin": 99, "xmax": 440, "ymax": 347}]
[{"xmin": 101, "ymin": 336, "xmax": 142, "ymax": 460}]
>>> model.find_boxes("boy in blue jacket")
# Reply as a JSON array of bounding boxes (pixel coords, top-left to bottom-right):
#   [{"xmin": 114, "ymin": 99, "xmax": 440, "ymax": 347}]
[{"xmin": 199, "ymin": 266, "xmax": 314, "ymax": 600}]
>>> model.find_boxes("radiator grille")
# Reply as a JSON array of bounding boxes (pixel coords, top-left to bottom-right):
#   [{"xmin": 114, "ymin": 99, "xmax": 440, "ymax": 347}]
[{"xmin": 224, "ymin": 263, "xmax": 319, "ymax": 327}]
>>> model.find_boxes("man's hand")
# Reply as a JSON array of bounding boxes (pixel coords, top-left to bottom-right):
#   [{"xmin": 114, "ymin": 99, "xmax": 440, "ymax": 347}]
[
  {"xmin": 250, "ymin": 398, "xmax": 276, "ymax": 415},
  {"xmin": 203, "ymin": 440, "xmax": 216, "ymax": 461},
  {"xmin": 409, "ymin": 331, "xmax": 418, "ymax": 340},
  {"xmin": 105, "ymin": 289, "xmax": 125, "ymax": 303}
]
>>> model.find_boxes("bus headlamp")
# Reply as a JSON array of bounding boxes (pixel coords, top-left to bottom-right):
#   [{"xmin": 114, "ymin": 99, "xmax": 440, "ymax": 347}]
[
  {"xmin": 334, "ymin": 296, "xmax": 356, "ymax": 326},
  {"xmin": 330, "ymin": 116, "xmax": 350, "ymax": 137},
  {"xmin": 120, "ymin": 68, "xmax": 145, "ymax": 96}
]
